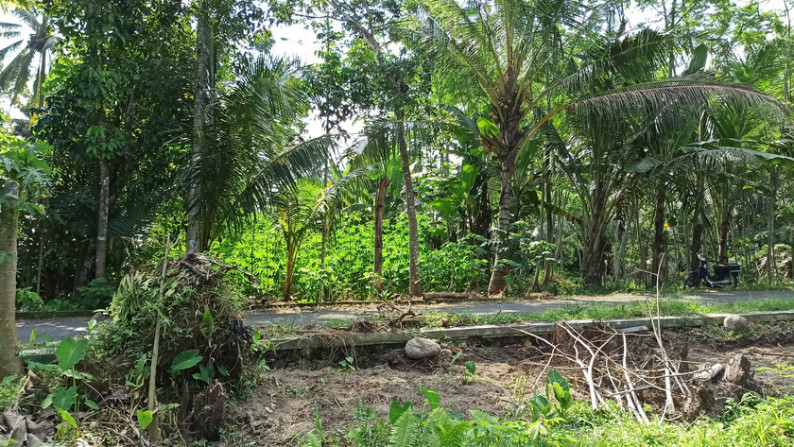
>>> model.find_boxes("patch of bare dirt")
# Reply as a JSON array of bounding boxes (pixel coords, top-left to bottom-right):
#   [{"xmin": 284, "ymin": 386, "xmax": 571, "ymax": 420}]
[
  {"xmin": 225, "ymin": 322, "xmax": 794, "ymax": 446},
  {"xmin": 225, "ymin": 343, "xmax": 547, "ymax": 446}
]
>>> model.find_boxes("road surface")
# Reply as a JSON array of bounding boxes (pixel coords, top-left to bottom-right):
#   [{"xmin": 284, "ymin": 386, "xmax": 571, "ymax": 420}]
[{"xmin": 16, "ymin": 290, "xmax": 794, "ymax": 341}]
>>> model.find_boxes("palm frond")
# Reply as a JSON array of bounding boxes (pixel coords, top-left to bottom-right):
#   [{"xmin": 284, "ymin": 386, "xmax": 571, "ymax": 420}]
[
  {"xmin": 211, "ymin": 135, "xmax": 333, "ymax": 235},
  {"xmin": 0, "ymin": 39, "xmax": 24, "ymax": 62},
  {"xmin": 552, "ymin": 29, "xmax": 675, "ymax": 95},
  {"xmin": 530, "ymin": 79, "xmax": 785, "ymax": 143},
  {"xmin": 12, "ymin": 9, "xmax": 40, "ymax": 30}
]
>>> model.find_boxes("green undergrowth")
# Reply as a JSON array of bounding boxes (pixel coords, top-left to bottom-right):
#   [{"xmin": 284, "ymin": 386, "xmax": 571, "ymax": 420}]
[
  {"xmin": 582, "ymin": 396, "xmax": 794, "ymax": 446},
  {"xmin": 0, "ymin": 376, "xmax": 24, "ymax": 411},
  {"xmin": 298, "ymin": 387, "xmax": 794, "ymax": 447}
]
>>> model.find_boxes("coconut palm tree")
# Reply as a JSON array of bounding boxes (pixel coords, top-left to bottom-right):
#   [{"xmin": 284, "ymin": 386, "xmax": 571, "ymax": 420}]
[
  {"xmin": 424, "ymin": 0, "xmax": 787, "ymax": 292},
  {"xmin": 421, "ymin": 0, "xmax": 674, "ymax": 294},
  {"xmin": 184, "ymin": 56, "xmax": 332, "ymax": 252},
  {"xmin": 0, "ymin": 9, "xmax": 58, "ymax": 109}
]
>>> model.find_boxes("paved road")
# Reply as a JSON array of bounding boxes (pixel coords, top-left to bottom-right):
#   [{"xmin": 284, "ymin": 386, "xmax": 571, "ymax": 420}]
[
  {"xmin": 16, "ymin": 316, "xmax": 95, "ymax": 343},
  {"xmin": 18, "ymin": 290, "xmax": 794, "ymax": 340}
]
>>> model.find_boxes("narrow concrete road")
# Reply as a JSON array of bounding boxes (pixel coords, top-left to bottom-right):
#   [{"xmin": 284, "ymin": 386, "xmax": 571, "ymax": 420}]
[
  {"xmin": 245, "ymin": 290, "xmax": 794, "ymax": 327},
  {"xmin": 16, "ymin": 316, "xmax": 94, "ymax": 343},
  {"xmin": 17, "ymin": 290, "xmax": 794, "ymax": 340}
]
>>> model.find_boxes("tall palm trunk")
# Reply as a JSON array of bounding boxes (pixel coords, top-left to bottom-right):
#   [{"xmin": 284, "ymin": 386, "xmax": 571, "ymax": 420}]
[
  {"xmin": 187, "ymin": 3, "xmax": 210, "ymax": 253},
  {"xmin": 582, "ymin": 190, "xmax": 607, "ymax": 289},
  {"xmin": 283, "ymin": 242, "xmax": 296, "ymax": 301},
  {"xmin": 690, "ymin": 173, "xmax": 705, "ymax": 269},
  {"xmin": 37, "ymin": 49, "xmax": 47, "ymax": 109},
  {"xmin": 472, "ymin": 179, "xmax": 491, "ymax": 239},
  {"xmin": 95, "ymin": 158, "xmax": 110, "ymax": 279},
  {"xmin": 373, "ymin": 176, "xmax": 391, "ymax": 295},
  {"xmin": 614, "ymin": 217, "xmax": 629, "ymax": 281},
  {"xmin": 0, "ymin": 182, "xmax": 23, "ymax": 378},
  {"xmin": 488, "ymin": 156, "xmax": 516, "ymax": 295},
  {"xmin": 488, "ymin": 76, "xmax": 523, "ymax": 296},
  {"xmin": 396, "ymin": 111, "xmax": 421, "ymax": 297},
  {"xmin": 651, "ymin": 185, "xmax": 668, "ymax": 284},
  {"xmin": 717, "ymin": 206, "xmax": 730, "ymax": 264},
  {"xmin": 767, "ymin": 168, "xmax": 778, "ymax": 277}
]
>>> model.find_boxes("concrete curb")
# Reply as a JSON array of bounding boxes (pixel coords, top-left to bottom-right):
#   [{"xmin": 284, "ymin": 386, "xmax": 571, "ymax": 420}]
[
  {"xmin": 21, "ymin": 310, "xmax": 794, "ymax": 361},
  {"xmin": 265, "ymin": 310, "xmax": 794, "ymax": 352}
]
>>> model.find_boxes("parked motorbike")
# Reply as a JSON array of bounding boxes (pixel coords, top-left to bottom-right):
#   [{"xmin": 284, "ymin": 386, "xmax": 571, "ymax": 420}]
[{"xmin": 684, "ymin": 254, "xmax": 740, "ymax": 288}]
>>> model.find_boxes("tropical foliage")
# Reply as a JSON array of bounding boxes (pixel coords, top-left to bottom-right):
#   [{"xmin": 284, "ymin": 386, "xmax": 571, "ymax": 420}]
[{"xmin": 0, "ymin": 0, "xmax": 793, "ymax": 309}]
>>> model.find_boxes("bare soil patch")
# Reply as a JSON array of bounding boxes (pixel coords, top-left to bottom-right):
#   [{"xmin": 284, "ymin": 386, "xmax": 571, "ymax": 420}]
[{"xmin": 224, "ymin": 322, "xmax": 794, "ymax": 446}]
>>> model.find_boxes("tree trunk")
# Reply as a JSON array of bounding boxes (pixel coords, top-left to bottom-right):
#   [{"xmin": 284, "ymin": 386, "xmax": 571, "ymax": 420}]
[
  {"xmin": 651, "ymin": 185, "xmax": 668, "ymax": 284},
  {"xmin": 691, "ymin": 174, "xmax": 705, "ymax": 270},
  {"xmin": 36, "ymin": 229, "xmax": 44, "ymax": 295},
  {"xmin": 37, "ymin": 46, "xmax": 47, "ymax": 110},
  {"xmin": 543, "ymin": 149, "xmax": 554, "ymax": 285},
  {"xmin": 283, "ymin": 243, "xmax": 296, "ymax": 301},
  {"xmin": 373, "ymin": 176, "xmax": 391, "ymax": 295},
  {"xmin": 582, "ymin": 201, "xmax": 606, "ymax": 289},
  {"xmin": 95, "ymin": 158, "xmax": 110, "ymax": 279},
  {"xmin": 472, "ymin": 178, "xmax": 491, "ymax": 239},
  {"xmin": 187, "ymin": 3, "xmax": 210, "ymax": 254},
  {"xmin": 396, "ymin": 111, "xmax": 421, "ymax": 297},
  {"xmin": 0, "ymin": 182, "xmax": 23, "ymax": 378},
  {"xmin": 717, "ymin": 211, "xmax": 730, "ymax": 264},
  {"xmin": 767, "ymin": 168, "xmax": 778, "ymax": 278},
  {"xmin": 488, "ymin": 156, "xmax": 516, "ymax": 295}
]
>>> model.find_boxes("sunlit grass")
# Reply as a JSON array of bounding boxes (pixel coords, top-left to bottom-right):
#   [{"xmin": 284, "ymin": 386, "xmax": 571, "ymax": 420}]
[{"xmin": 419, "ymin": 297, "xmax": 794, "ymax": 328}]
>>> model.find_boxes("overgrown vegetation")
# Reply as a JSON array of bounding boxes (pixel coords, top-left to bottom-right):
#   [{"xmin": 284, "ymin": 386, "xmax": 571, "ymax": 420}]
[
  {"xmin": 298, "ymin": 382, "xmax": 794, "ymax": 447},
  {"xmin": 3, "ymin": 0, "xmax": 794, "ymax": 445}
]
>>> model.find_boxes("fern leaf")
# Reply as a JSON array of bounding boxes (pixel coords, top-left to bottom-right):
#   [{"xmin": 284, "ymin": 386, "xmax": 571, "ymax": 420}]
[{"xmin": 390, "ymin": 410, "xmax": 418, "ymax": 447}]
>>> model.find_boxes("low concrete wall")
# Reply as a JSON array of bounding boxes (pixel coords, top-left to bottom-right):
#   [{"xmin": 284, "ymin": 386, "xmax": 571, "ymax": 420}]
[
  {"xmin": 266, "ymin": 310, "xmax": 794, "ymax": 351},
  {"xmin": 21, "ymin": 310, "xmax": 794, "ymax": 362}
]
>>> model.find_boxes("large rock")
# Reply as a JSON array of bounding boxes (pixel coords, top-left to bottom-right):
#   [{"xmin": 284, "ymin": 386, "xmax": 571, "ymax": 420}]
[
  {"xmin": 724, "ymin": 315, "xmax": 750, "ymax": 331},
  {"xmin": 405, "ymin": 338, "xmax": 441, "ymax": 359}
]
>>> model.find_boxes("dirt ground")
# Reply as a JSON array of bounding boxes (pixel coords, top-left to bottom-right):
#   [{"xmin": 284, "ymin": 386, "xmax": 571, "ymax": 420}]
[{"xmin": 224, "ymin": 323, "xmax": 794, "ymax": 447}]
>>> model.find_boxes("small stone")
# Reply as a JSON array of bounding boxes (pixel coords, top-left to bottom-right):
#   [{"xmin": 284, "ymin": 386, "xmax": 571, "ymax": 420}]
[
  {"xmin": 405, "ymin": 337, "xmax": 441, "ymax": 359},
  {"xmin": 724, "ymin": 315, "xmax": 750, "ymax": 331}
]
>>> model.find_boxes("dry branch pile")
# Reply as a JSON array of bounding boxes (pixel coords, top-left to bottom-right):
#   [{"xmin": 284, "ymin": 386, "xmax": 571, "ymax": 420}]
[{"xmin": 515, "ymin": 319, "xmax": 758, "ymax": 423}]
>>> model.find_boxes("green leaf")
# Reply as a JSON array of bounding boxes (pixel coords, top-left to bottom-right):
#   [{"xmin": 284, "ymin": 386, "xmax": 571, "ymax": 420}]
[
  {"xmin": 464, "ymin": 361, "xmax": 476, "ymax": 375},
  {"xmin": 51, "ymin": 385, "xmax": 77, "ymax": 412},
  {"xmin": 56, "ymin": 337, "xmax": 89, "ymax": 371},
  {"xmin": 388, "ymin": 400, "xmax": 412, "ymax": 425},
  {"xmin": 684, "ymin": 44, "xmax": 708, "ymax": 76},
  {"xmin": 137, "ymin": 410, "xmax": 154, "ymax": 430},
  {"xmin": 419, "ymin": 386, "xmax": 440, "ymax": 410},
  {"xmin": 84, "ymin": 399, "xmax": 99, "ymax": 410},
  {"xmin": 170, "ymin": 350, "xmax": 202, "ymax": 374},
  {"xmin": 547, "ymin": 370, "xmax": 572, "ymax": 409},
  {"xmin": 476, "ymin": 117, "xmax": 499, "ymax": 139},
  {"xmin": 201, "ymin": 307, "xmax": 215, "ymax": 338},
  {"xmin": 41, "ymin": 393, "xmax": 52, "ymax": 409},
  {"xmin": 56, "ymin": 409, "xmax": 78, "ymax": 429},
  {"xmin": 530, "ymin": 394, "xmax": 551, "ymax": 416}
]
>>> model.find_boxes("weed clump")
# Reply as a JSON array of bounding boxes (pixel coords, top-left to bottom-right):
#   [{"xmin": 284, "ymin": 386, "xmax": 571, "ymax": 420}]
[{"xmin": 87, "ymin": 253, "xmax": 258, "ymax": 439}]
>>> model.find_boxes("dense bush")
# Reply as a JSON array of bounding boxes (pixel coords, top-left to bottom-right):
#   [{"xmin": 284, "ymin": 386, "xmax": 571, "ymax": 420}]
[
  {"xmin": 90, "ymin": 254, "xmax": 256, "ymax": 395},
  {"xmin": 215, "ymin": 213, "xmax": 506, "ymax": 301}
]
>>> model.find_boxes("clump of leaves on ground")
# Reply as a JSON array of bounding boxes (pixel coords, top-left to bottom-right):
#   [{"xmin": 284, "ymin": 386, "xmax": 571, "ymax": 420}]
[{"xmin": 81, "ymin": 252, "xmax": 262, "ymax": 441}]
